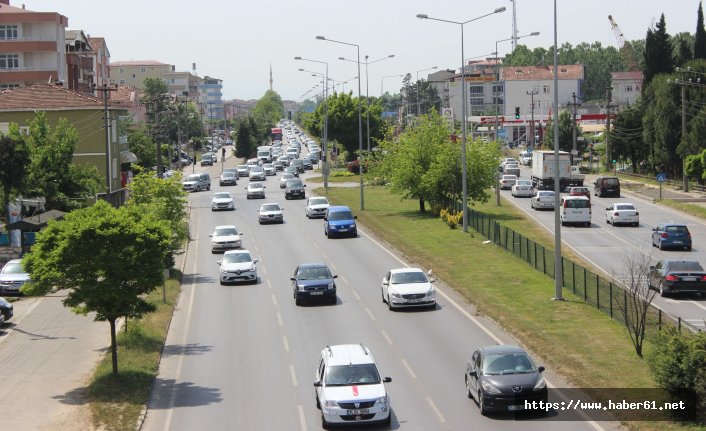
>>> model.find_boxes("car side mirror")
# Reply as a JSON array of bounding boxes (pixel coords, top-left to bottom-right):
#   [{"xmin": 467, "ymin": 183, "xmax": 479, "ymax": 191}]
[
  {"xmin": 652, "ymin": 228, "xmax": 657, "ymax": 231},
  {"xmin": 538, "ymin": 366, "xmax": 545, "ymax": 373},
  {"xmin": 354, "ymin": 215, "xmax": 358, "ymax": 219},
  {"xmin": 304, "ymin": 184, "xmax": 307, "ymax": 187},
  {"xmin": 593, "ymin": 181, "xmax": 597, "ymax": 185},
  {"xmin": 290, "ymin": 277, "xmax": 296, "ymax": 281},
  {"xmin": 606, "ymin": 207, "xmax": 610, "ymax": 211},
  {"xmin": 382, "ymin": 280, "xmax": 389, "ymax": 286},
  {"xmin": 313, "ymin": 381, "xmax": 322, "ymax": 387},
  {"xmin": 217, "ymin": 260, "xmax": 222, "ymax": 266},
  {"xmin": 383, "ymin": 377, "xmax": 392, "ymax": 383},
  {"xmin": 253, "ymin": 259, "xmax": 259, "ymax": 264},
  {"xmin": 332, "ymin": 275, "xmax": 338, "ymax": 279},
  {"xmin": 429, "ymin": 277, "xmax": 437, "ymax": 283},
  {"xmin": 468, "ymin": 370, "xmax": 477, "ymax": 377},
  {"xmin": 649, "ymin": 266, "xmax": 655, "ymax": 270}
]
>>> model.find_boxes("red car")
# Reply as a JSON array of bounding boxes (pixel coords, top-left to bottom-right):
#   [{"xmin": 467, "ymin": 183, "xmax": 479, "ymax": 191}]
[{"xmin": 568, "ymin": 186, "xmax": 591, "ymax": 202}]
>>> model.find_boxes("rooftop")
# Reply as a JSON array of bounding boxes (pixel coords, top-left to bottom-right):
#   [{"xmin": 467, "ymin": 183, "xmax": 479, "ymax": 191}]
[
  {"xmin": 109, "ymin": 60, "xmax": 171, "ymax": 67},
  {"xmin": 502, "ymin": 65, "xmax": 584, "ymax": 81},
  {"xmin": 0, "ymin": 84, "xmax": 116, "ymax": 111}
]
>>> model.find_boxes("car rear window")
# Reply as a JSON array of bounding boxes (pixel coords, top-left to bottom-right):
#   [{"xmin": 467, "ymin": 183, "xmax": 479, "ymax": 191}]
[
  {"xmin": 564, "ymin": 199, "xmax": 590, "ymax": 208},
  {"xmin": 667, "ymin": 261, "xmax": 704, "ymax": 272},
  {"xmin": 665, "ymin": 226, "xmax": 688, "ymax": 233},
  {"xmin": 602, "ymin": 178, "xmax": 619, "ymax": 186},
  {"xmin": 615, "ymin": 204, "xmax": 635, "ymax": 211}
]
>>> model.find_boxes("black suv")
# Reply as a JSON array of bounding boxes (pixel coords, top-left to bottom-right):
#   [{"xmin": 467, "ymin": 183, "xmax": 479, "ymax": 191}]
[
  {"xmin": 285, "ymin": 178, "xmax": 306, "ymax": 199},
  {"xmin": 594, "ymin": 176, "xmax": 620, "ymax": 197}
]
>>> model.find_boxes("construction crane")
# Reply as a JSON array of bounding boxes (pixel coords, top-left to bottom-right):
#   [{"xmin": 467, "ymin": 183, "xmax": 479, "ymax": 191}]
[{"xmin": 608, "ymin": 15, "xmax": 643, "ymax": 88}]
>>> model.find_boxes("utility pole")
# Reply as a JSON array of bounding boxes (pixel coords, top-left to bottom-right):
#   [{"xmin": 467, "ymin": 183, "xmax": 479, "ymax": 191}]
[
  {"xmin": 604, "ymin": 88, "xmax": 618, "ymax": 171},
  {"xmin": 682, "ymin": 84, "xmax": 688, "ymax": 192},
  {"xmin": 154, "ymin": 100, "xmax": 163, "ymax": 179},
  {"xmin": 94, "ymin": 83, "xmax": 117, "ymax": 203},
  {"xmin": 527, "ymin": 89, "xmax": 538, "ymax": 147},
  {"xmin": 568, "ymin": 92, "xmax": 581, "ymax": 154}
]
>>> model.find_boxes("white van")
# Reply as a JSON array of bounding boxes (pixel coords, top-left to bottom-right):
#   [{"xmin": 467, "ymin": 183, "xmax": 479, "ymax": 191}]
[
  {"xmin": 560, "ymin": 196, "xmax": 591, "ymax": 227},
  {"xmin": 519, "ymin": 151, "xmax": 532, "ymax": 166}
]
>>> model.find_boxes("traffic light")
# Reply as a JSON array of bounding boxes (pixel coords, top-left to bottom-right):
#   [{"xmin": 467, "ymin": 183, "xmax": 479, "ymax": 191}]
[
  {"xmin": 288, "ymin": 110, "xmax": 292, "ymax": 120},
  {"xmin": 514, "ymin": 106, "xmax": 520, "ymax": 119}
]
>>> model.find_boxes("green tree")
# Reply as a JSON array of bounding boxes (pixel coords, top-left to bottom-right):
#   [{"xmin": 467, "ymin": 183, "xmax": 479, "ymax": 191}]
[
  {"xmin": 0, "ymin": 130, "xmax": 30, "ymax": 224},
  {"xmin": 644, "ymin": 14, "xmax": 675, "ymax": 87},
  {"xmin": 685, "ymin": 151, "xmax": 704, "ymax": 182},
  {"xmin": 695, "ymin": 2, "xmax": 706, "ymax": 60},
  {"xmin": 22, "ymin": 200, "xmax": 171, "ymax": 375},
  {"xmin": 609, "ymin": 101, "xmax": 647, "ymax": 172},
  {"xmin": 235, "ymin": 118, "xmax": 256, "ymax": 159},
  {"xmin": 642, "ymin": 77, "xmax": 681, "ymax": 176},
  {"xmin": 672, "ymin": 32, "xmax": 695, "ymax": 67},
  {"xmin": 127, "ymin": 127, "xmax": 156, "ymax": 169},
  {"xmin": 541, "ymin": 110, "xmax": 578, "ymax": 152},
  {"xmin": 252, "ymin": 89, "xmax": 284, "ymax": 137}
]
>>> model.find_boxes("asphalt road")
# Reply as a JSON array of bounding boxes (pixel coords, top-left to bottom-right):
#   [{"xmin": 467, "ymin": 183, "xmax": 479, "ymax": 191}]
[
  {"xmin": 504, "ymin": 165, "xmax": 706, "ymax": 330},
  {"xmin": 141, "ymin": 152, "xmax": 615, "ymax": 431}
]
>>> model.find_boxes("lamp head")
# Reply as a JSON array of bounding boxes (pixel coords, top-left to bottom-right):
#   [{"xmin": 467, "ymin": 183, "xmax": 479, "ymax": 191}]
[
  {"xmin": 338, "ymin": 57, "xmax": 345, "ymax": 60},
  {"xmin": 416, "ymin": 14, "xmax": 428, "ymax": 19},
  {"xmin": 530, "ymin": 32, "xmax": 540, "ymax": 36},
  {"xmin": 298, "ymin": 68, "xmax": 304, "ymax": 72},
  {"xmin": 432, "ymin": 66, "xmax": 438, "ymax": 69},
  {"xmin": 388, "ymin": 54, "xmax": 395, "ymax": 58},
  {"xmin": 294, "ymin": 56, "xmax": 302, "ymax": 60},
  {"xmin": 494, "ymin": 7, "xmax": 507, "ymax": 13},
  {"xmin": 316, "ymin": 35, "xmax": 325, "ymax": 40}
]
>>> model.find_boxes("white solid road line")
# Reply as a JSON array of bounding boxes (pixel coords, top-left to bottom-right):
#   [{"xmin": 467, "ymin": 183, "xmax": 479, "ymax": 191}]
[
  {"xmin": 289, "ymin": 364, "xmax": 298, "ymax": 387},
  {"xmin": 425, "ymin": 397, "xmax": 446, "ymax": 424},
  {"xmin": 689, "ymin": 300, "xmax": 706, "ymax": 311},
  {"xmin": 351, "ymin": 288, "xmax": 361, "ymax": 300},
  {"xmin": 297, "ymin": 405, "xmax": 307, "ymax": 431},
  {"xmin": 266, "ymin": 278, "xmax": 272, "ymax": 289}
]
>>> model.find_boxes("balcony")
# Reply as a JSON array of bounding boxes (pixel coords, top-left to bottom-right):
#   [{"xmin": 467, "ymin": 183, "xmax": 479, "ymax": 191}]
[
  {"xmin": 0, "ymin": 39, "xmax": 58, "ymax": 52},
  {"xmin": 0, "ymin": 65, "xmax": 59, "ymax": 72}
]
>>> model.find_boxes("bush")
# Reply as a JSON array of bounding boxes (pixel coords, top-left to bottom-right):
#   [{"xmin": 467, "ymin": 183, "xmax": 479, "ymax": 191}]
[
  {"xmin": 646, "ymin": 328, "xmax": 706, "ymax": 421},
  {"xmin": 439, "ymin": 208, "xmax": 462, "ymax": 229}
]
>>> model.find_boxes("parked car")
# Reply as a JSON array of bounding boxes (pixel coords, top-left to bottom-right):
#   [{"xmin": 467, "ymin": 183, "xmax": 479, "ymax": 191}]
[
  {"xmin": 257, "ymin": 203, "xmax": 284, "ymax": 224},
  {"xmin": 245, "ymin": 182, "xmax": 266, "ymax": 199},
  {"xmin": 280, "ymin": 173, "xmax": 296, "ymax": 188},
  {"xmin": 305, "ymin": 196, "xmax": 330, "ymax": 218},
  {"xmin": 324, "ymin": 206, "xmax": 357, "ymax": 238},
  {"xmin": 511, "ymin": 179, "xmax": 534, "ymax": 197},
  {"xmin": 291, "ymin": 263, "xmax": 337, "ymax": 305},
  {"xmin": 236, "ymin": 164, "xmax": 250, "ymax": 177},
  {"xmin": 499, "ymin": 175, "xmax": 517, "ymax": 190},
  {"xmin": 217, "ymin": 250, "xmax": 258, "ymax": 285},
  {"xmin": 531, "ymin": 190, "xmax": 555, "ymax": 210},
  {"xmin": 594, "ymin": 176, "xmax": 621, "ymax": 197},
  {"xmin": 262, "ymin": 163, "xmax": 276, "ymax": 176},
  {"xmin": 652, "ymin": 223, "xmax": 692, "ymax": 251},
  {"xmin": 0, "ymin": 296, "xmax": 13, "ymax": 323},
  {"xmin": 182, "ymin": 172, "xmax": 211, "ymax": 192},
  {"xmin": 648, "ymin": 259, "xmax": 706, "ymax": 297},
  {"xmin": 284, "ymin": 178, "xmax": 306, "ymax": 200},
  {"xmin": 465, "ymin": 345, "xmax": 547, "ymax": 415},
  {"xmin": 314, "ymin": 344, "xmax": 392, "ymax": 428},
  {"xmin": 0, "ymin": 259, "xmax": 29, "ymax": 295},
  {"xmin": 200, "ymin": 154, "xmax": 214, "ymax": 166},
  {"xmin": 381, "ymin": 268, "xmax": 436, "ymax": 310},
  {"xmin": 219, "ymin": 171, "xmax": 237, "ymax": 186},
  {"xmin": 210, "ymin": 225, "xmax": 243, "ymax": 253},
  {"xmin": 211, "ymin": 192, "xmax": 235, "ymax": 211},
  {"xmin": 605, "ymin": 203, "xmax": 639, "ymax": 226}
]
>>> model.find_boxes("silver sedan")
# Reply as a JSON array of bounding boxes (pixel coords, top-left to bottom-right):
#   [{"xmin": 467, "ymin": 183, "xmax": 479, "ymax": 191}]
[
  {"xmin": 530, "ymin": 190, "xmax": 555, "ymax": 210},
  {"xmin": 258, "ymin": 203, "xmax": 284, "ymax": 224}
]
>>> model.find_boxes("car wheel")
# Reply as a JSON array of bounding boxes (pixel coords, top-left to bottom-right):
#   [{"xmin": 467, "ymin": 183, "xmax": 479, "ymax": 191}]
[
  {"xmin": 634, "ymin": 222, "xmax": 639, "ymax": 227},
  {"xmin": 387, "ymin": 295, "xmax": 393, "ymax": 311},
  {"xmin": 330, "ymin": 295, "xmax": 336, "ymax": 305},
  {"xmin": 606, "ymin": 218, "xmax": 610, "ymax": 224},
  {"xmin": 465, "ymin": 377, "xmax": 473, "ymax": 399},
  {"xmin": 207, "ymin": 184, "xmax": 211, "ymax": 191},
  {"xmin": 586, "ymin": 222, "xmax": 591, "ymax": 227},
  {"xmin": 295, "ymin": 294, "xmax": 302, "ymax": 306},
  {"xmin": 383, "ymin": 413, "xmax": 391, "ymax": 426},
  {"xmin": 321, "ymin": 414, "xmax": 330, "ymax": 430},
  {"xmin": 382, "ymin": 289, "xmax": 386, "ymax": 303},
  {"xmin": 686, "ymin": 245, "xmax": 692, "ymax": 251},
  {"xmin": 479, "ymin": 392, "xmax": 488, "ymax": 416},
  {"xmin": 659, "ymin": 241, "xmax": 664, "ymax": 251},
  {"xmin": 659, "ymin": 285, "xmax": 668, "ymax": 297},
  {"xmin": 316, "ymin": 394, "xmax": 321, "ymax": 410}
]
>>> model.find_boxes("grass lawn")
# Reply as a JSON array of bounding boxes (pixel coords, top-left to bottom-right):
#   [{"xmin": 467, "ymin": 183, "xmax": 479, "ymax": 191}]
[
  {"xmin": 88, "ymin": 272, "xmax": 181, "ymax": 430},
  {"xmin": 307, "ymin": 168, "xmax": 360, "ymax": 183},
  {"xmin": 317, "ymin": 185, "xmax": 702, "ymax": 431}
]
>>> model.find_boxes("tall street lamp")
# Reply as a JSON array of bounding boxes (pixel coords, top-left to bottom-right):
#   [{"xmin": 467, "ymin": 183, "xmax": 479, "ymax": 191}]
[
  {"xmin": 416, "ymin": 66, "xmax": 437, "ymax": 116},
  {"xmin": 416, "ymin": 6, "xmax": 507, "ymax": 232},
  {"xmin": 341, "ymin": 54, "xmax": 394, "ymax": 153},
  {"xmin": 551, "ymin": 0, "xmax": 563, "ymax": 300},
  {"xmin": 318, "ymin": 35, "xmax": 365, "ymax": 210},
  {"xmin": 295, "ymin": 56, "xmax": 330, "ymax": 189},
  {"xmin": 381, "ymin": 74, "xmax": 404, "ymax": 96}
]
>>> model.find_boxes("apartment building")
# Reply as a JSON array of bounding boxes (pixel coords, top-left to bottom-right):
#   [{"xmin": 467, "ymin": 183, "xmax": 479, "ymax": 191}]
[
  {"xmin": 611, "ymin": 71, "xmax": 642, "ymax": 109},
  {"xmin": 109, "ymin": 60, "xmax": 174, "ymax": 88},
  {"xmin": 0, "ymin": 0, "xmax": 68, "ymax": 89},
  {"xmin": 200, "ymin": 75, "xmax": 224, "ymax": 122},
  {"xmin": 86, "ymin": 36, "xmax": 110, "ymax": 89},
  {"xmin": 65, "ymin": 29, "xmax": 92, "ymax": 94},
  {"xmin": 163, "ymin": 70, "xmax": 199, "ymax": 99}
]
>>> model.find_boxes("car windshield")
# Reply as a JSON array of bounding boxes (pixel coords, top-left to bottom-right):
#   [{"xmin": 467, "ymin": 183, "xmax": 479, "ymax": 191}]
[
  {"xmin": 668, "ymin": 261, "xmax": 704, "ymax": 272},
  {"xmin": 325, "ymin": 364, "xmax": 381, "ymax": 386},
  {"xmin": 309, "ymin": 197, "xmax": 328, "ymax": 206},
  {"xmin": 328, "ymin": 210, "xmax": 353, "ymax": 221},
  {"xmin": 223, "ymin": 253, "xmax": 253, "ymax": 264},
  {"xmin": 222, "ymin": 172, "xmax": 235, "ymax": 178},
  {"xmin": 483, "ymin": 352, "xmax": 537, "ymax": 375},
  {"xmin": 260, "ymin": 204, "xmax": 280, "ymax": 212},
  {"xmin": 249, "ymin": 183, "xmax": 264, "ymax": 189},
  {"xmin": 213, "ymin": 192, "xmax": 231, "ymax": 199},
  {"xmin": 287, "ymin": 180, "xmax": 304, "ymax": 187},
  {"xmin": 263, "ymin": 164, "xmax": 273, "ymax": 169},
  {"xmin": 390, "ymin": 271, "xmax": 428, "ymax": 284},
  {"xmin": 237, "ymin": 165, "xmax": 248, "ymax": 170},
  {"xmin": 185, "ymin": 174, "xmax": 201, "ymax": 182},
  {"xmin": 615, "ymin": 204, "xmax": 635, "ymax": 211},
  {"xmin": 297, "ymin": 266, "xmax": 332, "ymax": 280},
  {"xmin": 250, "ymin": 167, "xmax": 263, "ymax": 172},
  {"xmin": 213, "ymin": 227, "xmax": 238, "ymax": 236},
  {"xmin": 1, "ymin": 261, "xmax": 24, "ymax": 274}
]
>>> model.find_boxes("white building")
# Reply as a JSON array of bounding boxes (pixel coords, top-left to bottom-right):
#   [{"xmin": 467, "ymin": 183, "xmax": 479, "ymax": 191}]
[{"xmin": 611, "ymin": 71, "xmax": 642, "ymax": 109}]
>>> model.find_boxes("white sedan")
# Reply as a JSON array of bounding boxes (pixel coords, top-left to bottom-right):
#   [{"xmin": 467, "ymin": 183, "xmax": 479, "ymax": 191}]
[
  {"xmin": 245, "ymin": 182, "xmax": 266, "ymax": 199},
  {"xmin": 531, "ymin": 190, "xmax": 556, "ymax": 210},
  {"xmin": 217, "ymin": 250, "xmax": 258, "ymax": 285},
  {"xmin": 210, "ymin": 225, "xmax": 243, "ymax": 253},
  {"xmin": 211, "ymin": 192, "xmax": 234, "ymax": 211},
  {"xmin": 305, "ymin": 196, "xmax": 330, "ymax": 218},
  {"xmin": 605, "ymin": 202, "xmax": 639, "ymax": 226},
  {"xmin": 258, "ymin": 203, "xmax": 284, "ymax": 224},
  {"xmin": 499, "ymin": 175, "xmax": 517, "ymax": 190},
  {"xmin": 381, "ymin": 268, "xmax": 436, "ymax": 310},
  {"xmin": 511, "ymin": 179, "xmax": 534, "ymax": 197}
]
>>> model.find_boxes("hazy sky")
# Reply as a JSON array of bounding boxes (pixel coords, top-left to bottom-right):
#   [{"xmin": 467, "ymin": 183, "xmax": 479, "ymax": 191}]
[{"xmin": 23, "ymin": 0, "xmax": 700, "ymax": 101}]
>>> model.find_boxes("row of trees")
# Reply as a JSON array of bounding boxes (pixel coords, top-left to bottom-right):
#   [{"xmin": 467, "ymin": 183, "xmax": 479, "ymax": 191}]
[{"xmin": 234, "ymin": 90, "xmax": 284, "ymax": 159}]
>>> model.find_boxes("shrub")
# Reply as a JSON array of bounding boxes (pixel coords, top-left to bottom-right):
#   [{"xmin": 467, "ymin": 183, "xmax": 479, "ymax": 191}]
[{"xmin": 439, "ymin": 208, "xmax": 462, "ymax": 229}]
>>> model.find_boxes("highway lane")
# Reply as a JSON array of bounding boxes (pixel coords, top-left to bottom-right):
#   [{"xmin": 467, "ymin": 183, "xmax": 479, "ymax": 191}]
[
  {"xmin": 504, "ymin": 166, "xmax": 706, "ymax": 330},
  {"xmin": 142, "ymin": 153, "xmax": 614, "ymax": 431}
]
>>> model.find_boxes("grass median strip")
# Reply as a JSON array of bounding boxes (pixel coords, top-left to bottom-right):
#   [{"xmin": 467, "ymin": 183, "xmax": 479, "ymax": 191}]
[
  {"xmin": 319, "ymin": 185, "xmax": 699, "ymax": 431},
  {"xmin": 88, "ymin": 272, "xmax": 181, "ymax": 430}
]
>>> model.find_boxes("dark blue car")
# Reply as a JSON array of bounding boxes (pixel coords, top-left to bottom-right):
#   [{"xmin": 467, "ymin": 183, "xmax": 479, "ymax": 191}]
[
  {"xmin": 652, "ymin": 223, "xmax": 692, "ymax": 251},
  {"xmin": 324, "ymin": 206, "xmax": 357, "ymax": 238},
  {"xmin": 291, "ymin": 263, "xmax": 337, "ymax": 305}
]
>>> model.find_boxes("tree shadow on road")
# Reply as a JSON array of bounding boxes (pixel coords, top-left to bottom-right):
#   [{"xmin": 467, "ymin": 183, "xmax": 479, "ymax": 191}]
[
  {"xmin": 147, "ymin": 378, "xmax": 223, "ymax": 408},
  {"xmin": 160, "ymin": 343, "xmax": 213, "ymax": 357}
]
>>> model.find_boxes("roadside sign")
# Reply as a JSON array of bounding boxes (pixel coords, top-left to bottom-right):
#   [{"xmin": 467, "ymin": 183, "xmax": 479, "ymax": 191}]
[{"xmin": 656, "ymin": 173, "xmax": 666, "ymax": 182}]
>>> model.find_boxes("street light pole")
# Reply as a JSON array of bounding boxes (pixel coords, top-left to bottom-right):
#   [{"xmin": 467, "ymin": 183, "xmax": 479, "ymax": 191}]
[
  {"xmin": 318, "ymin": 35, "xmax": 365, "ymax": 210},
  {"xmin": 416, "ymin": 66, "xmax": 437, "ymax": 116},
  {"xmin": 552, "ymin": 0, "xmax": 563, "ymax": 300},
  {"xmin": 417, "ymin": 6, "xmax": 507, "ymax": 232}
]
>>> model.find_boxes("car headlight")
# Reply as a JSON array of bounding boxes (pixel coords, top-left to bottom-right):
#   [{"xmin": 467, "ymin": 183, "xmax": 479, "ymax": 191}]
[
  {"xmin": 297, "ymin": 284, "xmax": 306, "ymax": 291},
  {"xmin": 390, "ymin": 290, "xmax": 402, "ymax": 298},
  {"xmin": 481, "ymin": 380, "xmax": 502, "ymax": 394},
  {"xmin": 0, "ymin": 297, "xmax": 10, "ymax": 307},
  {"xmin": 246, "ymin": 266, "xmax": 256, "ymax": 272},
  {"xmin": 350, "ymin": 222, "xmax": 356, "ymax": 228},
  {"xmin": 375, "ymin": 396, "xmax": 388, "ymax": 406},
  {"xmin": 324, "ymin": 400, "xmax": 339, "ymax": 408},
  {"xmin": 327, "ymin": 282, "xmax": 335, "ymax": 290},
  {"xmin": 534, "ymin": 376, "xmax": 546, "ymax": 391},
  {"xmin": 425, "ymin": 287, "xmax": 435, "ymax": 297}
]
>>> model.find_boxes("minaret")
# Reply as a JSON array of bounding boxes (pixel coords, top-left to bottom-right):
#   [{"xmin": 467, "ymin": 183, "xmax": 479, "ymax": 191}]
[{"xmin": 269, "ymin": 62, "xmax": 273, "ymax": 91}]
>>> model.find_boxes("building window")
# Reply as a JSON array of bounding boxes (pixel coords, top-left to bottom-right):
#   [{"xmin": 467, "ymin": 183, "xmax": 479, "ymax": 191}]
[
  {"xmin": 0, "ymin": 83, "xmax": 20, "ymax": 89},
  {"xmin": 469, "ymin": 97, "xmax": 485, "ymax": 106},
  {"xmin": 141, "ymin": 67, "xmax": 146, "ymax": 73},
  {"xmin": 469, "ymin": 85, "xmax": 483, "ymax": 94},
  {"xmin": 492, "ymin": 84, "xmax": 504, "ymax": 94},
  {"xmin": 542, "ymin": 85, "xmax": 550, "ymax": 94},
  {"xmin": 0, "ymin": 25, "xmax": 18, "ymax": 40},
  {"xmin": 0, "ymin": 54, "xmax": 19, "ymax": 69},
  {"xmin": 119, "ymin": 79, "xmax": 125, "ymax": 85},
  {"xmin": 625, "ymin": 85, "xmax": 633, "ymax": 92}
]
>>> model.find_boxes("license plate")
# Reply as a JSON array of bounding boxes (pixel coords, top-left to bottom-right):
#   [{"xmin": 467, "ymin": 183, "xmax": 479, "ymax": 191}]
[
  {"xmin": 682, "ymin": 277, "xmax": 697, "ymax": 281},
  {"xmin": 407, "ymin": 299, "xmax": 423, "ymax": 303},
  {"xmin": 673, "ymin": 241, "xmax": 682, "ymax": 244},
  {"xmin": 338, "ymin": 228, "xmax": 349, "ymax": 232},
  {"xmin": 347, "ymin": 409, "xmax": 369, "ymax": 415},
  {"xmin": 310, "ymin": 291, "xmax": 323, "ymax": 295},
  {"xmin": 508, "ymin": 405, "xmax": 525, "ymax": 411}
]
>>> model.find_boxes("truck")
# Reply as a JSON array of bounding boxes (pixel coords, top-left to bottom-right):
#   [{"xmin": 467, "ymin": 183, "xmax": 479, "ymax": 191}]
[
  {"xmin": 531, "ymin": 150, "xmax": 571, "ymax": 190},
  {"xmin": 569, "ymin": 165, "xmax": 585, "ymax": 186}
]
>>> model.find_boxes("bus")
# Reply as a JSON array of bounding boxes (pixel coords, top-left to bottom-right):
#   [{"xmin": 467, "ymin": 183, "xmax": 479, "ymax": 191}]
[{"xmin": 271, "ymin": 127, "xmax": 283, "ymax": 143}]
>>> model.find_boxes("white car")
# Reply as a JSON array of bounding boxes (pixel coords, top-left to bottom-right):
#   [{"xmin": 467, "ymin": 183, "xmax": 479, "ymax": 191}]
[
  {"xmin": 257, "ymin": 203, "xmax": 284, "ymax": 224},
  {"xmin": 236, "ymin": 164, "xmax": 250, "ymax": 177},
  {"xmin": 531, "ymin": 190, "xmax": 556, "ymax": 210},
  {"xmin": 211, "ymin": 192, "xmax": 234, "ymax": 211},
  {"xmin": 499, "ymin": 175, "xmax": 517, "ymax": 190},
  {"xmin": 381, "ymin": 268, "xmax": 436, "ymax": 310},
  {"xmin": 246, "ymin": 158, "xmax": 261, "ymax": 167},
  {"xmin": 249, "ymin": 166, "xmax": 266, "ymax": 181},
  {"xmin": 217, "ymin": 249, "xmax": 258, "ymax": 284},
  {"xmin": 209, "ymin": 225, "xmax": 243, "ymax": 253},
  {"xmin": 314, "ymin": 344, "xmax": 392, "ymax": 428},
  {"xmin": 245, "ymin": 182, "xmax": 266, "ymax": 199},
  {"xmin": 605, "ymin": 202, "xmax": 639, "ymax": 227},
  {"xmin": 305, "ymin": 196, "xmax": 331, "ymax": 218},
  {"xmin": 511, "ymin": 179, "xmax": 534, "ymax": 197},
  {"xmin": 262, "ymin": 163, "xmax": 276, "ymax": 176}
]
